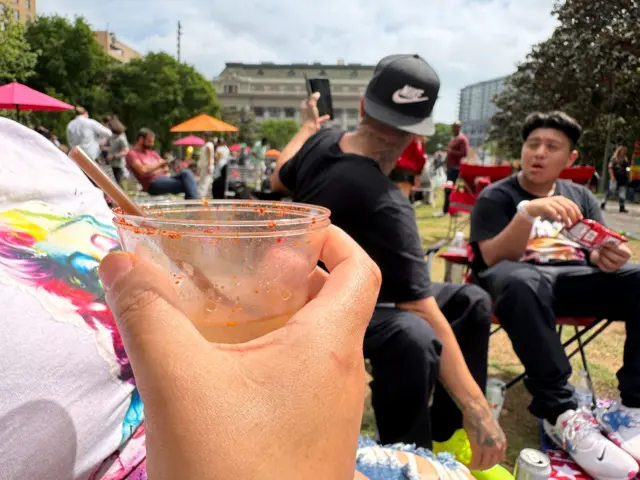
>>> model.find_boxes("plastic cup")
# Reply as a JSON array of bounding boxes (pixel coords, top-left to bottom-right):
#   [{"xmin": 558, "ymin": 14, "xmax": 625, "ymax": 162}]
[{"xmin": 113, "ymin": 200, "xmax": 331, "ymax": 343}]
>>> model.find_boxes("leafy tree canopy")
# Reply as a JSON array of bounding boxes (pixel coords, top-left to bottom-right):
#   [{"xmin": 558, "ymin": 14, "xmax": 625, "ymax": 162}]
[
  {"xmin": 259, "ymin": 119, "xmax": 300, "ymax": 149},
  {"xmin": 0, "ymin": 7, "xmax": 39, "ymax": 85},
  {"xmin": 490, "ymin": 0, "xmax": 640, "ymax": 169}
]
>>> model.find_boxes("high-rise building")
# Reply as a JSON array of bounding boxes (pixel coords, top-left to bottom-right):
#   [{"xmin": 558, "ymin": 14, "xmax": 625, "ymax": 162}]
[
  {"xmin": 93, "ymin": 31, "xmax": 142, "ymax": 64},
  {"xmin": 213, "ymin": 61, "xmax": 375, "ymax": 130},
  {"xmin": 0, "ymin": 0, "xmax": 36, "ymax": 24},
  {"xmin": 458, "ymin": 76, "xmax": 508, "ymax": 148}
]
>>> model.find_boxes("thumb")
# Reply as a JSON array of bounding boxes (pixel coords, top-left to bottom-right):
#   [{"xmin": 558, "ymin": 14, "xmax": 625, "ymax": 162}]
[{"xmin": 99, "ymin": 252, "xmax": 207, "ymax": 369}]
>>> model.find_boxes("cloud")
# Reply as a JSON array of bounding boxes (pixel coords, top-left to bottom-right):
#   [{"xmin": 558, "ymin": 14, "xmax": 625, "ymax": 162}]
[{"xmin": 37, "ymin": 0, "xmax": 557, "ymax": 122}]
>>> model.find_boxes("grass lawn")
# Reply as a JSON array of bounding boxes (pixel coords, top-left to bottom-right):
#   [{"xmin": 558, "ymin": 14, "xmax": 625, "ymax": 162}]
[{"xmin": 360, "ymin": 191, "xmax": 640, "ymax": 467}]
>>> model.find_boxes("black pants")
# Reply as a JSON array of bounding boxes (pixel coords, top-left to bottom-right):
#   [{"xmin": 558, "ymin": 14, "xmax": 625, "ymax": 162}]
[
  {"xmin": 364, "ymin": 283, "xmax": 492, "ymax": 447},
  {"xmin": 112, "ymin": 167, "xmax": 125, "ymax": 187},
  {"xmin": 477, "ymin": 261, "xmax": 640, "ymax": 423},
  {"xmin": 442, "ymin": 167, "xmax": 460, "ymax": 214},
  {"xmin": 212, "ymin": 164, "xmax": 228, "ymax": 199}
]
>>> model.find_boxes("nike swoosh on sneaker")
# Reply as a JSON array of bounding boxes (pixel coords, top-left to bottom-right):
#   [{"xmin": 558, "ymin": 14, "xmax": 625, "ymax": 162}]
[{"xmin": 597, "ymin": 446, "xmax": 606, "ymax": 462}]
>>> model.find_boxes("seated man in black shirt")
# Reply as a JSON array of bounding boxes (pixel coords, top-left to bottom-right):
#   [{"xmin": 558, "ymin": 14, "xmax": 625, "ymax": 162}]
[
  {"xmin": 470, "ymin": 112, "xmax": 640, "ymax": 479},
  {"xmin": 271, "ymin": 54, "xmax": 505, "ymax": 471}
]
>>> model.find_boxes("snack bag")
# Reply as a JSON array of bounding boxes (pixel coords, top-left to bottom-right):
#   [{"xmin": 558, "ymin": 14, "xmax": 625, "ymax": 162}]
[{"xmin": 562, "ymin": 219, "xmax": 627, "ymax": 250}]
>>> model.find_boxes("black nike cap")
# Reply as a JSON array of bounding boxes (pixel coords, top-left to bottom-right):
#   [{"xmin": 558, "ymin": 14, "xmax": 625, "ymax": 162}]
[{"xmin": 363, "ymin": 54, "xmax": 440, "ymax": 136}]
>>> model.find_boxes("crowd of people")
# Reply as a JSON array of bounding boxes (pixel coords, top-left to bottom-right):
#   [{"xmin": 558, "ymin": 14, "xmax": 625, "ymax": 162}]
[{"xmin": 1, "ymin": 51, "xmax": 639, "ymax": 480}]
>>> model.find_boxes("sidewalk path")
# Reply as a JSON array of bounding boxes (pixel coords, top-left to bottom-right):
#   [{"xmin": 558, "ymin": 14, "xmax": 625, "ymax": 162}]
[{"xmin": 602, "ymin": 202, "xmax": 640, "ymax": 239}]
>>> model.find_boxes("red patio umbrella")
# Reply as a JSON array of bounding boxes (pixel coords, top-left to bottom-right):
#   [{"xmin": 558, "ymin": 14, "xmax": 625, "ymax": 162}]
[
  {"xmin": 173, "ymin": 135, "xmax": 205, "ymax": 147},
  {"xmin": 229, "ymin": 143, "xmax": 252, "ymax": 153},
  {"xmin": 0, "ymin": 82, "xmax": 74, "ymax": 122}
]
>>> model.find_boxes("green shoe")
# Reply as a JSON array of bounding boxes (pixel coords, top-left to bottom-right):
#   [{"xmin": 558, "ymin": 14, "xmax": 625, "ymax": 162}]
[{"xmin": 433, "ymin": 429, "xmax": 513, "ymax": 480}]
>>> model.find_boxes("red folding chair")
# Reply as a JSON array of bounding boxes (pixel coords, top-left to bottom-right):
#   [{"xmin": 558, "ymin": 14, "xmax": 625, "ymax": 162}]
[
  {"xmin": 559, "ymin": 166, "xmax": 596, "ymax": 186},
  {"xmin": 436, "ymin": 249, "xmax": 611, "ymax": 401},
  {"xmin": 445, "ymin": 164, "xmax": 513, "ymax": 238}
]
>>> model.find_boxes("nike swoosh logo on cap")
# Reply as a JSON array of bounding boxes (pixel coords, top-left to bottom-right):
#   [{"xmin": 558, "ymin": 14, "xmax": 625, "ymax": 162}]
[{"xmin": 392, "ymin": 85, "xmax": 429, "ymax": 104}]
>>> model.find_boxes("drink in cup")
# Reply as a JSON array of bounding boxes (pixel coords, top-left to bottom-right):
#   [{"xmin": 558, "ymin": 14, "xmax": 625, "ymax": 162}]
[{"xmin": 113, "ymin": 200, "xmax": 330, "ymax": 343}]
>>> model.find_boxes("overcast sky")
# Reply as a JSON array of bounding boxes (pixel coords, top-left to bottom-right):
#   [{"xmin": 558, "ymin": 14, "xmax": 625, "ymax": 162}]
[{"xmin": 38, "ymin": 0, "xmax": 558, "ymax": 123}]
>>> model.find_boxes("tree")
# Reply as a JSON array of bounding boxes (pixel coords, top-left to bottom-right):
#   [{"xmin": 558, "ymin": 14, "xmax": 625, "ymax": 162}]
[
  {"xmin": 25, "ymin": 15, "xmax": 114, "ymax": 111},
  {"xmin": 220, "ymin": 107, "xmax": 258, "ymax": 145},
  {"xmin": 489, "ymin": 0, "xmax": 640, "ymax": 171},
  {"xmin": 108, "ymin": 53, "xmax": 221, "ymax": 152},
  {"xmin": 24, "ymin": 15, "xmax": 115, "ymax": 137},
  {"xmin": 425, "ymin": 123, "xmax": 452, "ymax": 155},
  {"xmin": 0, "ymin": 7, "xmax": 39, "ymax": 85},
  {"xmin": 259, "ymin": 119, "xmax": 300, "ymax": 149}
]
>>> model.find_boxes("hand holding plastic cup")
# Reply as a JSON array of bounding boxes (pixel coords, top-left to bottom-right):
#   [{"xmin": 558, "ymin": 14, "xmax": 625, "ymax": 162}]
[{"xmin": 113, "ymin": 200, "xmax": 330, "ymax": 343}]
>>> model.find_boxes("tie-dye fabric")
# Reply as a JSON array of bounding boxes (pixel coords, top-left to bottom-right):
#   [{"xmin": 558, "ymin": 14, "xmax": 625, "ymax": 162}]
[{"xmin": 0, "ymin": 119, "xmax": 145, "ymax": 479}]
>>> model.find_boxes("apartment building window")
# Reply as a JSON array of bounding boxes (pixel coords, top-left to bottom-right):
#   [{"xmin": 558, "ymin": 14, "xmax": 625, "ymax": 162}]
[
  {"xmin": 252, "ymin": 85, "xmax": 264, "ymax": 92},
  {"xmin": 267, "ymin": 107, "xmax": 282, "ymax": 118},
  {"xmin": 252, "ymin": 107, "xmax": 265, "ymax": 117},
  {"xmin": 26, "ymin": 0, "xmax": 31, "ymax": 8},
  {"xmin": 284, "ymin": 108, "xmax": 296, "ymax": 118},
  {"xmin": 346, "ymin": 109, "xmax": 359, "ymax": 119},
  {"xmin": 223, "ymin": 85, "xmax": 238, "ymax": 94},
  {"xmin": 334, "ymin": 108, "xmax": 344, "ymax": 119},
  {"xmin": 14, "ymin": 9, "xmax": 19, "ymax": 20}
]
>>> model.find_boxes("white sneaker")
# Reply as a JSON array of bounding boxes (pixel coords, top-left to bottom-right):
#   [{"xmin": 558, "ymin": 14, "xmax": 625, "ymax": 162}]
[
  {"xmin": 433, "ymin": 212, "xmax": 446, "ymax": 218},
  {"xmin": 597, "ymin": 401, "xmax": 640, "ymax": 463},
  {"xmin": 544, "ymin": 408, "xmax": 639, "ymax": 480}
]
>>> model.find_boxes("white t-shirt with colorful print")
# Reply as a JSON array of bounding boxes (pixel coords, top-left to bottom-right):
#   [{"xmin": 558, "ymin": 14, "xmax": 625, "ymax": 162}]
[{"xmin": 0, "ymin": 118, "xmax": 145, "ymax": 479}]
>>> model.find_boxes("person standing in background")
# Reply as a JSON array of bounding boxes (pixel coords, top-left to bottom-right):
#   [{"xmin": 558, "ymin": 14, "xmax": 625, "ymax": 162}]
[
  {"xmin": 66, "ymin": 106, "xmax": 112, "ymax": 161},
  {"xmin": 106, "ymin": 117, "xmax": 130, "ymax": 188},
  {"xmin": 253, "ymin": 137, "xmax": 269, "ymax": 167},
  {"xmin": 438, "ymin": 121, "xmax": 469, "ymax": 216},
  {"xmin": 197, "ymin": 134, "xmax": 215, "ymax": 199},
  {"xmin": 212, "ymin": 138, "xmax": 230, "ymax": 200},
  {"xmin": 602, "ymin": 145, "xmax": 630, "ymax": 213},
  {"xmin": 392, "ymin": 137, "xmax": 427, "ymax": 200}
]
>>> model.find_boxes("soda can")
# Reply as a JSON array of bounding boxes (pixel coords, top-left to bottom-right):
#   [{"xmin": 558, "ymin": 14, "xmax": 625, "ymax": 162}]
[
  {"xmin": 513, "ymin": 449, "xmax": 551, "ymax": 480},
  {"xmin": 486, "ymin": 378, "xmax": 507, "ymax": 420}
]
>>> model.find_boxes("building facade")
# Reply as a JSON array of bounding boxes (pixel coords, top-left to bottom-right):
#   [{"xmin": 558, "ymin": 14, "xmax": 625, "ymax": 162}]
[
  {"xmin": 213, "ymin": 61, "xmax": 375, "ymax": 130},
  {"xmin": 93, "ymin": 31, "xmax": 142, "ymax": 63},
  {"xmin": 0, "ymin": 0, "xmax": 36, "ymax": 24},
  {"xmin": 458, "ymin": 76, "xmax": 508, "ymax": 148}
]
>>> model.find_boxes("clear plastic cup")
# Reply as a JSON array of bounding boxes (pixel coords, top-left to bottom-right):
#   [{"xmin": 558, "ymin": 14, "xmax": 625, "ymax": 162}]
[{"xmin": 113, "ymin": 200, "xmax": 331, "ymax": 343}]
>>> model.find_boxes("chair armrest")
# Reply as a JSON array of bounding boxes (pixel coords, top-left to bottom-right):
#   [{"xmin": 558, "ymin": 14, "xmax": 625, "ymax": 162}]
[{"xmin": 424, "ymin": 239, "xmax": 448, "ymax": 257}]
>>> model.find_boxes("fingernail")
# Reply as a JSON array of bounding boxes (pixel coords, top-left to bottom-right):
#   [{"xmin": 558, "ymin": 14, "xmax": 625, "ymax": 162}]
[{"xmin": 99, "ymin": 252, "xmax": 133, "ymax": 291}]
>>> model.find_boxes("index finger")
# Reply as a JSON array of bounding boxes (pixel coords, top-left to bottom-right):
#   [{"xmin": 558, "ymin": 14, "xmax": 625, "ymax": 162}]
[
  {"xmin": 292, "ymin": 226, "xmax": 381, "ymax": 346},
  {"xmin": 561, "ymin": 197, "xmax": 583, "ymax": 222}
]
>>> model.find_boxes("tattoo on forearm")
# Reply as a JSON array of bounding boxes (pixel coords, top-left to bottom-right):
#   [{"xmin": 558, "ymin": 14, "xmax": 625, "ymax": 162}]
[{"xmin": 443, "ymin": 387, "xmax": 505, "ymax": 449}]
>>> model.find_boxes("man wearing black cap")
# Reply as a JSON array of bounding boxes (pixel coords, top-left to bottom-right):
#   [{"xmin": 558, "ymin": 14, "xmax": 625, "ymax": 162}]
[{"xmin": 271, "ymin": 54, "xmax": 505, "ymax": 470}]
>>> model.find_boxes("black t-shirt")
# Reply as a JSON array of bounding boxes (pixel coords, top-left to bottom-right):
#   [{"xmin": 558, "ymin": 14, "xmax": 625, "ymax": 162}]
[
  {"xmin": 470, "ymin": 176, "xmax": 605, "ymax": 271},
  {"xmin": 279, "ymin": 127, "xmax": 431, "ymax": 303},
  {"xmin": 610, "ymin": 157, "xmax": 630, "ymax": 185}
]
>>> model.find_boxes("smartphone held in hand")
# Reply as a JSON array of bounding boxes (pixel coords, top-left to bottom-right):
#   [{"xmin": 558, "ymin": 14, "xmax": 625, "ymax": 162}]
[{"xmin": 305, "ymin": 76, "xmax": 335, "ymax": 120}]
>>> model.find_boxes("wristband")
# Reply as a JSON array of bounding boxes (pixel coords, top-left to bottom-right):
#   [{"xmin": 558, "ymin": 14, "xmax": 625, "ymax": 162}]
[{"xmin": 516, "ymin": 200, "xmax": 535, "ymax": 224}]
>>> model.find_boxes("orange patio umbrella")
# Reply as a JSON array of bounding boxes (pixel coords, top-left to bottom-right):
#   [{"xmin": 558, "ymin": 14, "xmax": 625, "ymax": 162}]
[
  {"xmin": 170, "ymin": 114, "xmax": 238, "ymax": 133},
  {"xmin": 265, "ymin": 149, "xmax": 281, "ymax": 157}
]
